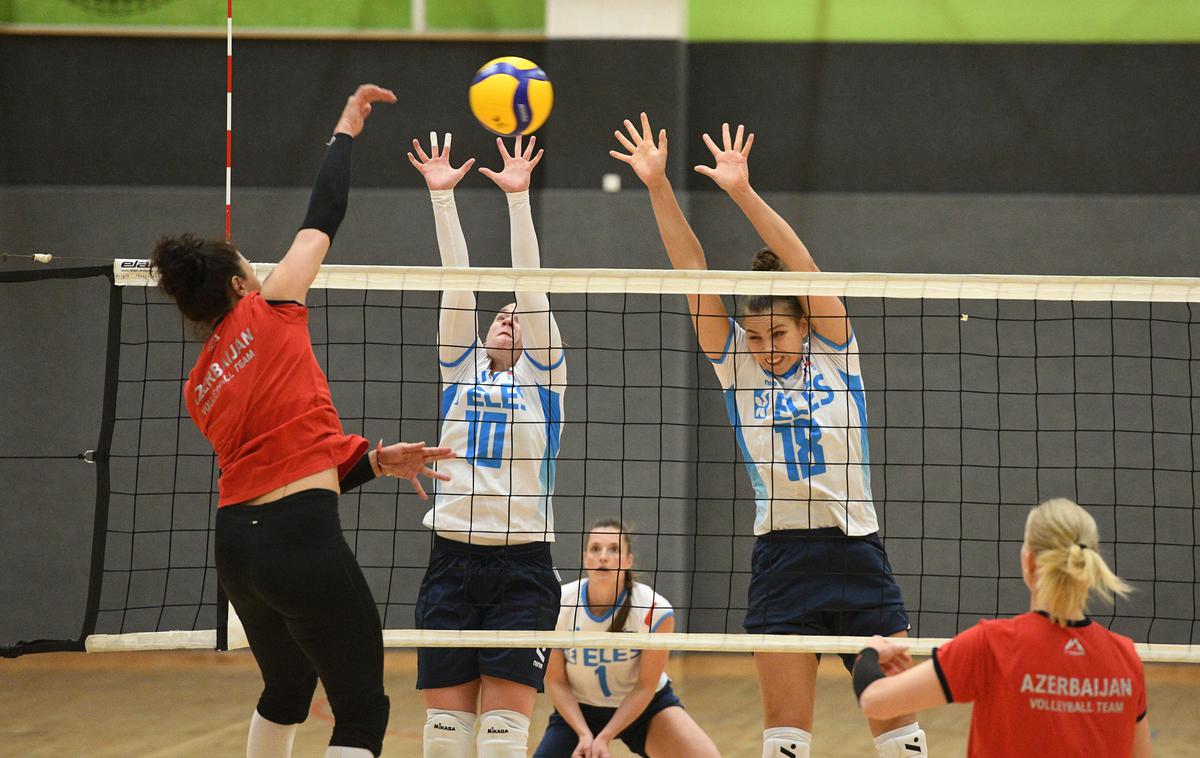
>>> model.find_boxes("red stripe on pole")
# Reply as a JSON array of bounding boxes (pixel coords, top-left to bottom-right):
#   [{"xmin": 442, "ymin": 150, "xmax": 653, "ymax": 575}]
[{"xmin": 226, "ymin": 205, "xmax": 231, "ymax": 241}]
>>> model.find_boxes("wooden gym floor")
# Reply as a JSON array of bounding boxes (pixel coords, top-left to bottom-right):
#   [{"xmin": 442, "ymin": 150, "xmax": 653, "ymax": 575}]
[{"xmin": 3, "ymin": 651, "xmax": 1197, "ymax": 756}]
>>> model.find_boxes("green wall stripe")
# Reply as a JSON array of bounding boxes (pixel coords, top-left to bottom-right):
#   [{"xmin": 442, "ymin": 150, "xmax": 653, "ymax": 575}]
[
  {"xmin": 2, "ymin": 0, "xmax": 540, "ymax": 31},
  {"xmin": 427, "ymin": 0, "xmax": 543, "ymax": 31},
  {"xmin": 688, "ymin": 0, "xmax": 1200, "ymax": 42}
]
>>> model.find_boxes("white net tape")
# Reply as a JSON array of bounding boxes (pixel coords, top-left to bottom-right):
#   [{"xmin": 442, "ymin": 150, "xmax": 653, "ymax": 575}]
[
  {"xmin": 83, "ymin": 628, "xmax": 1200, "ymax": 662},
  {"xmin": 113, "ymin": 260, "xmax": 1200, "ymax": 302}
]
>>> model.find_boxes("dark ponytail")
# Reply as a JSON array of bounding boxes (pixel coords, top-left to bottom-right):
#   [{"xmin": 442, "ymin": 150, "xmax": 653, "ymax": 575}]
[
  {"xmin": 743, "ymin": 247, "xmax": 805, "ymax": 319},
  {"xmin": 150, "ymin": 233, "xmax": 243, "ymax": 328},
  {"xmin": 589, "ymin": 517, "xmax": 636, "ymax": 633}
]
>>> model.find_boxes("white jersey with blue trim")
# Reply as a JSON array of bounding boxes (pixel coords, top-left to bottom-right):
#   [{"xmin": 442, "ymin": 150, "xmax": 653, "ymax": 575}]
[
  {"xmin": 557, "ymin": 579, "xmax": 673, "ymax": 707},
  {"xmin": 710, "ymin": 320, "xmax": 878, "ymax": 536},
  {"xmin": 425, "ymin": 342, "xmax": 565, "ymax": 545}
]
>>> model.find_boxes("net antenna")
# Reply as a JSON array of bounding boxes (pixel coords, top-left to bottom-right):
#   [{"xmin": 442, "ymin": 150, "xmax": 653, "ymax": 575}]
[{"xmin": 50, "ymin": 261, "xmax": 1200, "ymax": 663}]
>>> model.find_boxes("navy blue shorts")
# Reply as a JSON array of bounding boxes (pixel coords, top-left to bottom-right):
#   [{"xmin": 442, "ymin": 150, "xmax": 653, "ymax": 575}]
[
  {"xmin": 415, "ymin": 536, "xmax": 559, "ymax": 691},
  {"xmin": 532, "ymin": 682, "xmax": 684, "ymax": 758},
  {"xmin": 744, "ymin": 528, "xmax": 910, "ymax": 672}
]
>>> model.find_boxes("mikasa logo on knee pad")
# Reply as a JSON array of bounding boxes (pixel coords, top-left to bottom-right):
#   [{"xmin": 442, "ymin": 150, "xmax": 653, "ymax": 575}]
[
  {"xmin": 432, "ymin": 723, "xmax": 456, "ymax": 731},
  {"xmin": 486, "ymin": 727, "xmax": 509, "ymax": 734}
]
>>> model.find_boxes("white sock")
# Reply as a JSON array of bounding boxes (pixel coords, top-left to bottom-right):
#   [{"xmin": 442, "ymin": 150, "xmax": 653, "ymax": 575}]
[
  {"xmin": 247, "ymin": 710, "xmax": 297, "ymax": 758},
  {"xmin": 762, "ymin": 726, "xmax": 812, "ymax": 758},
  {"xmin": 874, "ymin": 722, "xmax": 927, "ymax": 757},
  {"xmin": 476, "ymin": 709, "xmax": 530, "ymax": 758},
  {"xmin": 424, "ymin": 709, "xmax": 477, "ymax": 757},
  {"xmin": 323, "ymin": 748, "xmax": 373, "ymax": 758}
]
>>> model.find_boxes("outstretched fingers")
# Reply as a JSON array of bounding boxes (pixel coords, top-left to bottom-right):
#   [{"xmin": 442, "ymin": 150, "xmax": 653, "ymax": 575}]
[
  {"xmin": 742, "ymin": 131, "xmax": 755, "ymax": 157},
  {"xmin": 353, "ymin": 83, "xmax": 397, "ymax": 105},
  {"xmin": 721, "ymin": 121, "xmax": 731, "ymax": 150},
  {"xmin": 639, "ymin": 112, "xmax": 653, "ymax": 142},
  {"xmin": 528, "ymin": 148, "xmax": 544, "ymax": 169},
  {"xmin": 701, "ymin": 131, "xmax": 720, "ymax": 160},
  {"xmin": 521, "ymin": 135, "xmax": 537, "ymax": 161},
  {"xmin": 496, "ymin": 136, "xmax": 512, "ymax": 160},
  {"xmin": 623, "ymin": 119, "xmax": 643, "ymax": 146},
  {"xmin": 411, "ymin": 138, "xmax": 431, "ymax": 164},
  {"xmin": 613, "ymin": 129, "xmax": 637, "ymax": 154},
  {"xmin": 733, "ymin": 124, "xmax": 744, "ymax": 152}
]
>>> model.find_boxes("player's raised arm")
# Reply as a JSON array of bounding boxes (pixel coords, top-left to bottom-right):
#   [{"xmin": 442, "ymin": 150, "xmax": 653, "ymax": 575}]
[
  {"xmin": 262, "ymin": 84, "xmax": 397, "ymax": 303},
  {"xmin": 408, "ymin": 131, "xmax": 480, "ymax": 368},
  {"xmin": 479, "ymin": 135, "xmax": 565, "ymax": 380},
  {"xmin": 611, "ymin": 112, "xmax": 731, "ymax": 360},
  {"xmin": 695, "ymin": 123, "xmax": 850, "ymax": 347}
]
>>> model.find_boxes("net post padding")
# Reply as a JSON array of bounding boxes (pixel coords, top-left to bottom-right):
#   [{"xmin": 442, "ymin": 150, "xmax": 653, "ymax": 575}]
[
  {"xmin": 113, "ymin": 260, "xmax": 1200, "ymax": 303},
  {"xmin": 80, "ymin": 630, "xmax": 1200, "ymax": 663}
]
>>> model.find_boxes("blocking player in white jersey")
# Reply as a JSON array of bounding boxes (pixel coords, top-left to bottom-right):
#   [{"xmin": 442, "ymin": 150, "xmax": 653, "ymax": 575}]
[
  {"xmin": 408, "ymin": 133, "xmax": 566, "ymax": 758},
  {"xmin": 534, "ymin": 519, "xmax": 719, "ymax": 758},
  {"xmin": 612, "ymin": 114, "xmax": 925, "ymax": 758}
]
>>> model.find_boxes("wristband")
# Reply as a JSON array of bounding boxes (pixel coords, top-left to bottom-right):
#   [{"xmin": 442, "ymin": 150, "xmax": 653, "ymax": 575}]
[
  {"xmin": 851, "ymin": 646, "xmax": 886, "ymax": 702},
  {"xmin": 339, "ymin": 451, "xmax": 377, "ymax": 493},
  {"xmin": 300, "ymin": 132, "xmax": 353, "ymax": 240}
]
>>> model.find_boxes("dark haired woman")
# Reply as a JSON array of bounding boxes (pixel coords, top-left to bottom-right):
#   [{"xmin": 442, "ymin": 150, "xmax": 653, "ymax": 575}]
[
  {"xmin": 152, "ymin": 85, "xmax": 455, "ymax": 758},
  {"xmin": 534, "ymin": 520, "xmax": 718, "ymax": 758},
  {"xmin": 611, "ymin": 114, "xmax": 923, "ymax": 758}
]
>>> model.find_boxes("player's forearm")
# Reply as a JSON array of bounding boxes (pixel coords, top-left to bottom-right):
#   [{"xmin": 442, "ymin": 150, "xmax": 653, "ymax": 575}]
[
  {"xmin": 597, "ymin": 684, "xmax": 656, "ymax": 741},
  {"xmin": 548, "ymin": 681, "xmax": 591, "ymax": 737},
  {"xmin": 727, "ymin": 184, "xmax": 819, "ymax": 272},
  {"xmin": 506, "ymin": 190, "xmax": 564, "ymax": 363},
  {"xmin": 430, "ymin": 190, "xmax": 478, "ymax": 360},
  {"xmin": 647, "ymin": 178, "xmax": 709, "ymax": 271}
]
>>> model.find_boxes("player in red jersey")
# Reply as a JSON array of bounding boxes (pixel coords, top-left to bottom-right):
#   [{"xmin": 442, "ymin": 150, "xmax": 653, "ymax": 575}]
[
  {"xmin": 152, "ymin": 85, "xmax": 455, "ymax": 758},
  {"xmin": 851, "ymin": 498, "xmax": 1152, "ymax": 757}
]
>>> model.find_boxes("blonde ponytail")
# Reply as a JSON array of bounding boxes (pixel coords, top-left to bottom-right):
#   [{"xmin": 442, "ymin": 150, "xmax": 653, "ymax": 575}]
[{"xmin": 1024, "ymin": 498, "xmax": 1132, "ymax": 626}]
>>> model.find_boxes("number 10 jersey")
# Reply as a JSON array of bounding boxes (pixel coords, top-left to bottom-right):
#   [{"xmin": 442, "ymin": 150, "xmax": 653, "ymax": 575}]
[
  {"xmin": 710, "ymin": 320, "xmax": 878, "ymax": 537},
  {"xmin": 427, "ymin": 341, "xmax": 565, "ymax": 545}
]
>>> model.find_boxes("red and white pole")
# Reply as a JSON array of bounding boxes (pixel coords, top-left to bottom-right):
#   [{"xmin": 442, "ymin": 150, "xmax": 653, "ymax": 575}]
[{"xmin": 225, "ymin": 0, "xmax": 233, "ymax": 240}]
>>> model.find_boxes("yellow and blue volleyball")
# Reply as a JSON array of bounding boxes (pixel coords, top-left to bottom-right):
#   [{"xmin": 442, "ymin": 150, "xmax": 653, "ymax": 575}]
[{"xmin": 469, "ymin": 56, "xmax": 553, "ymax": 136}]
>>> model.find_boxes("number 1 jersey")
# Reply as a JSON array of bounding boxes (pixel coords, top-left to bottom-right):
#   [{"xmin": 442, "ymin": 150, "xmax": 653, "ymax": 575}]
[
  {"xmin": 427, "ymin": 341, "xmax": 565, "ymax": 545},
  {"xmin": 710, "ymin": 320, "xmax": 878, "ymax": 536}
]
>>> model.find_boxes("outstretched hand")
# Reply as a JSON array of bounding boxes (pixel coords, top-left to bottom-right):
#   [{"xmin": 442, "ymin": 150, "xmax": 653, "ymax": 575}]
[
  {"xmin": 864, "ymin": 635, "xmax": 913, "ymax": 676},
  {"xmin": 374, "ymin": 440, "xmax": 456, "ymax": 500},
  {"xmin": 333, "ymin": 84, "xmax": 397, "ymax": 138},
  {"xmin": 609, "ymin": 112, "xmax": 668, "ymax": 187},
  {"xmin": 694, "ymin": 122, "xmax": 754, "ymax": 193},
  {"xmin": 408, "ymin": 132, "xmax": 476, "ymax": 191},
  {"xmin": 479, "ymin": 135, "xmax": 544, "ymax": 192}
]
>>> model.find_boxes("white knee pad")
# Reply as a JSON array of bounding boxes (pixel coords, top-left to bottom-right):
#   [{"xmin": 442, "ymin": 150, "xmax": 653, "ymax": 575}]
[
  {"xmin": 476, "ymin": 709, "xmax": 530, "ymax": 758},
  {"xmin": 423, "ymin": 709, "xmax": 477, "ymax": 758},
  {"xmin": 874, "ymin": 722, "xmax": 928, "ymax": 757},
  {"xmin": 763, "ymin": 727, "xmax": 812, "ymax": 758},
  {"xmin": 324, "ymin": 748, "xmax": 373, "ymax": 758},
  {"xmin": 247, "ymin": 710, "xmax": 298, "ymax": 758}
]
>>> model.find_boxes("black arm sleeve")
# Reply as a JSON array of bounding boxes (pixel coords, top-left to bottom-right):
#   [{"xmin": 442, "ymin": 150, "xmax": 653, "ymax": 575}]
[
  {"xmin": 339, "ymin": 452, "xmax": 376, "ymax": 493},
  {"xmin": 851, "ymin": 647, "xmax": 886, "ymax": 703},
  {"xmin": 300, "ymin": 132, "xmax": 353, "ymax": 240}
]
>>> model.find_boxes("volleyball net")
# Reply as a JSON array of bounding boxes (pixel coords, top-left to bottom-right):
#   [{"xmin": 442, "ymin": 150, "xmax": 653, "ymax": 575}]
[{"xmin": 3, "ymin": 262, "xmax": 1198, "ymax": 662}]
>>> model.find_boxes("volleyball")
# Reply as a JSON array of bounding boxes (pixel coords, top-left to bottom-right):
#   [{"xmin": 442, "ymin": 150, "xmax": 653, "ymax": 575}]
[{"xmin": 469, "ymin": 56, "xmax": 553, "ymax": 136}]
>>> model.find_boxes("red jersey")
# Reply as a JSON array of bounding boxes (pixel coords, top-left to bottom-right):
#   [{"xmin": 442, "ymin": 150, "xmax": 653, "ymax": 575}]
[
  {"xmin": 184, "ymin": 293, "xmax": 367, "ymax": 506},
  {"xmin": 933, "ymin": 612, "xmax": 1146, "ymax": 758}
]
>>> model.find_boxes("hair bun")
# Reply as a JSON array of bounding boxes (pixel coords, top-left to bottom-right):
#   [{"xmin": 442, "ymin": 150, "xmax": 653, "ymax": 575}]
[
  {"xmin": 152, "ymin": 233, "xmax": 207, "ymax": 295},
  {"xmin": 751, "ymin": 248, "xmax": 786, "ymax": 272}
]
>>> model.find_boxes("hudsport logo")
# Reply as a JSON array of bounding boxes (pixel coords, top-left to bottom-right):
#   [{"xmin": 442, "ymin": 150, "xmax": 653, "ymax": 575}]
[{"xmin": 1063, "ymin": 639, "xmax": 1086, "ymax": 657}]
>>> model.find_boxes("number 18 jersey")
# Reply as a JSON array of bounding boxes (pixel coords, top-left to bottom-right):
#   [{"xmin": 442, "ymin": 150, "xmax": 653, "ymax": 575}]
[
  {"xmin": 427, "ymin": 341, "xmax": 565, "ymax": 545},
  {"xmin": 710, "ymin": 320, "xmax": 877, "ymax": 536}
]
